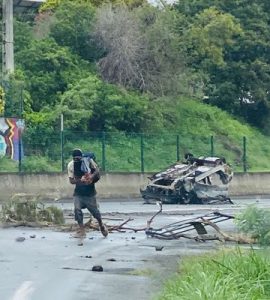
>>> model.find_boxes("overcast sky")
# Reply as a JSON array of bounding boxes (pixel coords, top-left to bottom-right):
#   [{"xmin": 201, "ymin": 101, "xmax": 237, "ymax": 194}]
[{"xmin": 148, "ymin": 0, "xmax": 177, "ymax": 6}]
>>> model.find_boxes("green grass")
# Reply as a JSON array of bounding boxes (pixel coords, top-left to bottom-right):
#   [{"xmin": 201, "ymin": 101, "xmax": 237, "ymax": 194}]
[
  {"xmin": 0, "ymin": 156, "xmax": 18, "ymax": 172},
  {"xmin": 156, "ymin": 248, "xmax": 270, "ymax": 300},
  {"xmin": 172, "ymin": 100, "xmax": 270, "ymax": 172},
  {"xmin": 4, "ymin": 99, "xmax": 270, "ymax": 173},
  {"xmin": 235, "ymin": 205, "xmax": 270, "ymax": 246},
  {"xmin": 59, "ymin": 100, "xmax": 270, "ymax": 172}
]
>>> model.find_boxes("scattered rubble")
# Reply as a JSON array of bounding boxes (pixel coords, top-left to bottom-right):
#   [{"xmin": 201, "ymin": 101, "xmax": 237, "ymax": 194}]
[
  {"xmin": 1, "ymin": 194, "xmax": 255, "ymax": 246},
  {"xmin": 92, "ymin": 265, "xmax": 104, "ymax": 272},
  {"xmin": 15, "ymin": 236, "xmax": 26, "ymax": 242}
]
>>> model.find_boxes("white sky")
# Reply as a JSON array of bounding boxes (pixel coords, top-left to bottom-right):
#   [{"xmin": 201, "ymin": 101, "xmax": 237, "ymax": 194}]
[{"xmin": 148, "ymin": 0, "xmax": 177, "ymax": 6}]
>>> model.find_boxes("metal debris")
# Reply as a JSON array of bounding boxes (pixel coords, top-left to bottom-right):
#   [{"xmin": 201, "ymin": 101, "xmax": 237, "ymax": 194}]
[
  {"xmin": 145, "ymin": 211, "xmax": 234, "ymax": 240},
  {"xmin": 141, "ymin": 154, "xmax": 234, "ymax": 204}
]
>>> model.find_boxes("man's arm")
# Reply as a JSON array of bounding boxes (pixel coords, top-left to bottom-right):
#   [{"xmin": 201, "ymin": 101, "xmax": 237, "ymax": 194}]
[
  {"xmin": 67, "ymin": 161, "xmax": 87, "ymax": 185},
  {"xmin": 80, "ymin": 159, "xmax": 100, "ymax": 184},
  {"xmin": 89, "ymin": 159, "xmax": 100, "ymax": 183},
  {"xmin": 69, "ymin": 177, "xmax": 86, "ymax": 185}
]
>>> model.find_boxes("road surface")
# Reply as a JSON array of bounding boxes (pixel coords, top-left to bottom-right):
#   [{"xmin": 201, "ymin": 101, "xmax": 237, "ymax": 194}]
[{"xmin": 0, "ymin": 196, "xmax": 268, "ymax": 300}]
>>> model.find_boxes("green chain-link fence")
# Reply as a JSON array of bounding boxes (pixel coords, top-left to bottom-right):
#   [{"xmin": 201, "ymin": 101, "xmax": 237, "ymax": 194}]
[{"xmin": 0, "ymin": 130, "xmax": 260, "ymax": 173}]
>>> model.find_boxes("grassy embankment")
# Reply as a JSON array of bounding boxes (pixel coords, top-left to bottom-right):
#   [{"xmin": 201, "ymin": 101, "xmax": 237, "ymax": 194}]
[
  {"xmin": 156, "ymin": 248, "xmax": 270, "ymax": 300},
  {"xmin": 1, "ymin": 100, "xmax": 270, "ymax": 172},
  {"xmin": 62, "ymin": 100, "xmax": 270, "ymax": 172},
  {"xmin": 156, "ymin": 206, "xmax": 270, "ymax": 300}
]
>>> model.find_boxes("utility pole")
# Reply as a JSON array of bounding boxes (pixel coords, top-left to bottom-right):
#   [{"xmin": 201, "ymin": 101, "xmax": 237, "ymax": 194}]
[{"xmin": 2, "ymin": 0, "xmax": 14, "ymax": 78}]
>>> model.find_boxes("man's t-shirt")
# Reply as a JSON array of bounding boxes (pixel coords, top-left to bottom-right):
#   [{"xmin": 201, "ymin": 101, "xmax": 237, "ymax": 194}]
[{"xmin": 67, "ymin": 159, "xmax": 98, "ymax": 197}]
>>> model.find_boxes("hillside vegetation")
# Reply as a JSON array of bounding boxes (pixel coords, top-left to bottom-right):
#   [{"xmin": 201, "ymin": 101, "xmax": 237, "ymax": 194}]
[
  {"xmin": 1, "ymin": 0, "xmax": 270, "ymax": 172},
  {"xmin": 161, "ymin": 99, "xmax": 270, "ymax": 172},
  {"xmin": 1, "ymin": 99, "xmax": 269, "ymax": 173}
]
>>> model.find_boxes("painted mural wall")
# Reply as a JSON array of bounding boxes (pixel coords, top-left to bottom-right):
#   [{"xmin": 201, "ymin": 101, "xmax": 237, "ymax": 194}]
[{"xmin": 0, "ymin": 118, "xmax": 24, "ymax": 160}]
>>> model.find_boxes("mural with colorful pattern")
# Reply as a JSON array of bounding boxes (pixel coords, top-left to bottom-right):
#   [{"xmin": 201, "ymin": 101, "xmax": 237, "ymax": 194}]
[{"xmin": 0, "ymin": 118, "xmax": 24, "ymax": 160}]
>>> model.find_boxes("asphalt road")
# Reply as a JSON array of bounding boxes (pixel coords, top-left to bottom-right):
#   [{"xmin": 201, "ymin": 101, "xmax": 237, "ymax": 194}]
[{"xmin": 0, "ymin": 197, "xmax": 269, "ymax": 300}]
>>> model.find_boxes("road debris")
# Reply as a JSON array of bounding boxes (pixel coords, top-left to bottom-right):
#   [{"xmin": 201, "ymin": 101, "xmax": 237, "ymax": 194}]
[
  {"xmin": 1, "ymin": 197, "xmax": 64, "ymax": 227},
  {"xmin": 82, "ymin": 202, "xmax": 163, "ymax": 233},
  {"xmin": 15, "ymin": 237, "xmax": 26, "ymax": 242},
  {"xmin": 145, "ymin": 210, "xmax": 255, "ymax": 244},
  {"xmin": 141, "ymin": 154, "xmax": 234, "ymax": 204},
  {"xmin": 92, "ymin": 265, "xmax": 104, "ymax": 272}
]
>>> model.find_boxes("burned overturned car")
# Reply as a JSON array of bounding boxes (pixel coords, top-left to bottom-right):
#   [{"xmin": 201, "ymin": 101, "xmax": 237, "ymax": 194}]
[{"xmin": 141, "ymin": 154, "xmax": 233, "ymax": 204}]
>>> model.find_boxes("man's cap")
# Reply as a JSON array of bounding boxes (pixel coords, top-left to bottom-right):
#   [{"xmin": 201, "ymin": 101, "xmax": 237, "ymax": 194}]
[{"xmin": 72, "ymin": 148, "xmax": 83, "ymax": 157}]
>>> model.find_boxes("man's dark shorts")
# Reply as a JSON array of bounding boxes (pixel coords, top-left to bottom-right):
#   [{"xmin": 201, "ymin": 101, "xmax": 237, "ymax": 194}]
[{"xmin": 74, "ymin": 195, "xmax": 101, "ymax": 224}]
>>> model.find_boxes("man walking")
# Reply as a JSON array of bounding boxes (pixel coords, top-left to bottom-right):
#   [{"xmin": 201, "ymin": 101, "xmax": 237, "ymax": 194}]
[{"xmin": 67, "ymin": 148, "xmax": 108, "ymax": 238}]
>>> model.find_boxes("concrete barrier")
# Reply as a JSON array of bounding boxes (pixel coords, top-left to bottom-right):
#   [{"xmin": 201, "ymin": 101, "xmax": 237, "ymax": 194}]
[
  {"xmin": 0, "ymin": 172, "xmax": 269, "ymax": 201},
  {"xmin": 228, "ymin": 172, "xmax": 270, "ymax": 196}
]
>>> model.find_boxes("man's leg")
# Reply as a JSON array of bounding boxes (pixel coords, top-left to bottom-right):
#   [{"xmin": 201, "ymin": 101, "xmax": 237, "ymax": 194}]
[
  {"xmin": 84, "ymin": 196, "xmax": 108, "ymax": 237},
  {"xmin": 74, "ymin": 196, "xmax": 86, "ymax": 237}
]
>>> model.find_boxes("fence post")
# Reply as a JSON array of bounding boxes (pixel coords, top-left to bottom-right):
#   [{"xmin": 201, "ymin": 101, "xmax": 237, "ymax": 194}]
[
  {"xmin": 176, "ymin": 135, "xmax": 180, "ymax": 161},
  {"xmin": 243, "ymin": 136, "xmax": 247, "ymax": 173},
  {"xmin": 18, "ymin": 129, "xmax": 22, "ymax": 173},
  {"xmin": 140, "ymin": 133, "xmax": 144, "ymax": 173},
  {"xmin": 18, "ymin": 85, "xmax": 23, "ymax": 173},
  {"xmin": 60, "ymin": 114, "xmax": 64, "ymax": 172},
  {"xmin": 102, "ymin": 131, "xmax": 106, "ymax": 172},
  {"xmin": 60, "ymin": 130, "xmax": 64, "ymax": 172},
  {"xmin": 210, "ymin": 135, "xmax": 214, "ymax": 156}
]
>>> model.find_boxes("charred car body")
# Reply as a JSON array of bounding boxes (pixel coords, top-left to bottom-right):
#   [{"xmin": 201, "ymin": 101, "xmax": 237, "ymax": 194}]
[{"xmin": 141, "ymin": 154, "xmax": 233, "ymax": 204}]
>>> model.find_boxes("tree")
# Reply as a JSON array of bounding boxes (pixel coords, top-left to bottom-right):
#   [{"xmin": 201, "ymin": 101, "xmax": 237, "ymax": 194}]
[
  {"xmin": 47, "ymin": 1, "xmax": 100, "ymax": 61},
  {"xmin": 14, "ymin": 20, "xmax": 34, "ymax": 54},
  {"xmin": 173, "ymin": 0, "xmax": 270, "ymax": 132},
  {"xmin": 2, "ymin": 71, "xmax": 29, "ymax": 118},
  {"xmin": 211, "ymin": 1, "xmax": 270, "ymax": 130},
  {"xmin": 94, "ymin": 5, "xmax": 145, "ymax": 89},
  {"xmin": 58, "ymin": 75, "xmax": 150, "ymax": 132},
  {"xmin": 16, "ymin": 39, "xmax": 92, "ymax": 111},
  {"xmin": 182, "ymin": 7, "xmax": 243, "ymax": 68},
  {"xmin": 94, "ymin": 4, "xmax": 194, "ymax": 97},
  {"xmin": 39, "ymin": 0, "xmax": 146, "ymax": 12}
]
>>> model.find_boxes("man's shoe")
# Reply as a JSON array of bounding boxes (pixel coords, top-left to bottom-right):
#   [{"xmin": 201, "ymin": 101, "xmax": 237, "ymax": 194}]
[
  {"xmin": 72, "ymin": 228, "xmax": 86, "ymax": 238},
  {"xmin": 100, "ymin": 224, "xmax": 108, "ymax": 237}
]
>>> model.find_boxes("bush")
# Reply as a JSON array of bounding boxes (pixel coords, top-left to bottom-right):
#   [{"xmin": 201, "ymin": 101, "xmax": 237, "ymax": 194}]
[
  {"xmin": 235, "ymin": 205, "xmax": 270, "ymax": 245},
  {"xmin": 21, "ymin": 156, "xmax": 60, "ymax": 172},
  {"xmin": 0, "ymin": 156, "xmax": 18, "ymax": 172},
  {"xmin": 1, "ymin": 197, "xmax": 65, "ymax": 225}
]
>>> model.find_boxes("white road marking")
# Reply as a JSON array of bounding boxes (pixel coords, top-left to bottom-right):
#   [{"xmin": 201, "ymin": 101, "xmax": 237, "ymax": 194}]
[{"xmin": 11, "ymin": 281, "xmax": 34, "ymax": 300}]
